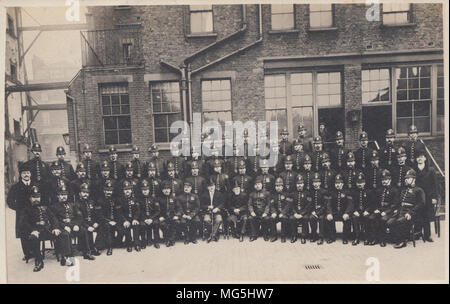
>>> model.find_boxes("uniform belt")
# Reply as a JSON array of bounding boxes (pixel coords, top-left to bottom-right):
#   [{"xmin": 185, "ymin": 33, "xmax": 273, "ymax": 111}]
[{"xmin": 401, "ymin": 202, "xmax": 413, "ymax": 207}]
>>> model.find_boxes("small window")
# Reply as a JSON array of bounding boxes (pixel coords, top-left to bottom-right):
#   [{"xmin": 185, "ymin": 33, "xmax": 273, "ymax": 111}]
[
  {"xmin": 100, "ymin": 84, "xmax": 132, "ymax": 145},
  {"xmin": 362, "ymin": 68, "xmax": 391, "ymax": 104},
  {"xmin": 202, "ymin": 79, "xmax": 232, "ymax": 125},
  {"xmin": 7, "ymin": 15, "xmax": 15, "ymax": 37},
  {"xmin": 10, "ymin": 62, "xmax": 17, "ymax": 80},
  {"xmin": 383, "ymin": 3, "xmax": 411, "ymax": 25},
  {"xmin": 271, "ymin": 5, "xmax": 295, "ymax": 30},
  {"xmin": 190, "ymin": 5, "xmax": 213, "ymax": 33},
  {"xmin": 309, "ymin": 4, "xmax": 334, "ymax": 28},
  {"xmin": 151, "ymin": 81, "xmax": 181, "ymax": 143}
]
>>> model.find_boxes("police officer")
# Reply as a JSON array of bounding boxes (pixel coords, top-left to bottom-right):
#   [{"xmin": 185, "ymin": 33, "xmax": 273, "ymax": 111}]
[
  {"xmin": 279, "ymin": 155, "xmax": 296, "ymax": 193},
  {"xmin": 130, "ymin": 145, "xmax": 144, "ymax": 180},
  {"xmin": 146, "ymin": 161, "xmax": 162, "ymax": 198},
  {"xmin": 168, "ymin": 142, "xmax": 186, "ymax": 179},
  {"xmin": 247, "ymin": 144, "xmax": 263, "ymax": 178},
  {"xmin": 365, "ymin": 150, "xmax": 382, "ymax": 190},
  {"xmin": 279, "ymin": 128, "xmax": 293, "ymax": 158},
  {"xmin": 248, "ymin": 176, "xmax": 271, "ymax": 242},
  {"xmin": 301, "ymin": 154, "xmax": 314, "ymax": 192},
  {"xmin": 25, "ymin": 142, "xmax": 50, "ymax": 187},
  {"xmin": 326, "ymin": 174, "xmax": 353, "ymax": 244},
  {"xmin": 185, "ymin": 161, "xmax": 207, "ymax": 197},
  {"xmin": 311, "ymin": 136, "xmax": 324, "ymax": 172},
  {"xmin": 405, "ymin": 125, "xmax": 426, "ymax": 167},
  {"xmin": 148, "ymin": 144, "xmax": 165, "ymax": 179},
  {"xmin": 414, "ymin": 151, "xmax": 438, "ymax": 242},
  {"xmin": 320, "ymin": 152, "xmax": 335, "ymax": 191},
  {"xmin": 257, "ymin": 159, "xmax": 276, "ymax": 193},
  {"xmin": 381, "ymin": 129, "xmax": 397, "ymax": 170},
  {"xmin": 355, "ymin": 131, "xmax": 373, "ymax": 171},
  {"xmin": 70, "ymin": 163, "xmax": 92, "ymax": 198},
  {"xmin": 210, "ymin": 159, "xmax": 230, "ymax": 194},
  {"xmin": 139, "ymin": 179, "xmax": 161, "ymax": 249},
  {"xmin": 24, "ymin": 186, "xmax": 72, "ymax": 271},
  {"xmin": 56, "ymin": 146, "xmax": 76, "ymax": 181},
  {"xmin": 51, "ymin": 185, "xmax": 95, "ymax": 261},
  {"xmin": 387, "ymin": 169, "xmax": 425, "ymax": 249},
  {"xmin": 76, "ymin": 183, "xmax": 102, "ymax": 256},
  {"xmin": 120, "ymin": 180, "xmax": 141, "ymax": 252},
  {"xmin": 164, "ymin": 162, "xmax": 183, "ymax": 197},
  {"xmin": 158, "ymin": 181, "xmax": 178, "ymax": 247},
  {"xmin": 232, "ymin": 160, "xmax": 252, "ymax": 194},
  {"xmin": 46, "ymin": 160, "xmax": 71, "ymax": 205},
  {"xmin": 227, "ymin": 180, "xmax": 249, "ymax": 242},
  {"xmin": 351, "ymin": 173, "xmax": 371, "ymax": 246},
  {"xmin": 292, "ymin": 140, "xmax": 306, "ymax": 173},
  {"xmin": 290, "ymin": 174, "xmax": 312, "ymax": 243},
  {"xmin": 270, "ymin": 177, "xmax": 293, "ymax": 242},
  {"xmin": 371, "ymin": 169, "xmax": 399, "ymax": 247},
  {"xmin": 95, "ymin": 160, "xmax": 118, "ymax": 199},
  {"xmin": 343, "ymin": 151, "xmax": 358, "ymax": 190},
  {"xmin": 206, "ymin": 144, "xmax": 223, "ymax": 176},
  {"xmin": 186, "ymin": 146, "xmax": 206, "ymax": 177},
  {"xmin": 108, "ymin": 146, "xmax": 125, "ymax": 181},
  {"xmin": 309, "ymin": 172, "xmax": 328, "ymax": 245},
  {"xmin": 176, "ymin": 180, "xmax": 201, "ymax": 244},
  {"xmin": 296, "ymin": 124, "xmax": 312, "ymax": 152},
  {"xmin": 318, "ymin": 122, "xmax": 331, "ymax": 148},
  {"xmin": 392, "ymin": 147, "xmax": 413, "ymax": 189},
  {"xmin": 227, "ymin": 144, "xmax": 246, "ymax": 178},
  {"xmin": 98, "ymin": 180, "xmax": 123, "ymax": 255},
  {"xmin": 200, "ymin": 181, "xmax": 225, "ymax": 243},
  {"xmin": 119, "ymin": 161, "xmax": 139, "ymax": 194},
  {"xmin": 330, "ymin": 130, "xmax": 347, "ymax": 172},
  {"xmin": 81, "ymin": 144, "xmax": 100, "ymax": 182}
]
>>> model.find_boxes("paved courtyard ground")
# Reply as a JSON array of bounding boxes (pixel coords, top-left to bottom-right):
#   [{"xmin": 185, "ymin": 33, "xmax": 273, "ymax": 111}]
[{"xmin": 5, "ymin": 208, "xmax": 448, "ymax": 283}]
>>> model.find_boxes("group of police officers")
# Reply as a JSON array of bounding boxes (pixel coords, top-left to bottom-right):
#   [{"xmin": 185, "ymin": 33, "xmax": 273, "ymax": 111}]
[{"xmin": 7, "ymin": 123, "xmax": 439, "ymax": 273}]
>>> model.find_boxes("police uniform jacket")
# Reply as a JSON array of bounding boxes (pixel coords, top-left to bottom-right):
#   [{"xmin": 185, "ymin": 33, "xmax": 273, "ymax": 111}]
[
  {"xmin": 22, "ymin": 204, "xmax": 59, "ymax": 235},
  {"xmin": 397, "ymin": 186, "xmax": 425, "ymax": 216},
  {"xmin": 176, "ymin": 193, "xmax": 200, "ymax": 218},
  {"xmin": 392, "ymin": 164, "xmax": 413, "ymax": 189},
  {"xmin": 232, "ymin": 174, "xmax": 253, "ymax": 194},
  {"xmin": 270, "ymin": 192, "xmax": 293, "ymax": 217},
  {"xmin": 185, "ymin": 175, "xmax": 207, "ymax": 196},
  {"xmin": 279, "ymin": 170, "xmax": 296, "ymax": 193},
  {"xmin": 98, "ymin": 195, "xmax": 123, "ymax": 223},
  {"xmin": 320, "ymin": 168, "xmax": 336, "ymax": 191},
  {"xmin": 121, "ymin": 195, "xmax": 140, "ymax": 222},
  {"xmin": 330, "ymin": 146, "xmax": 348, "ymax": 171},
  {"xmin": 371, "ymin": 186, "xmax": 399, "ymax": 214},
  {"xmin": 139, "ymin": 196, "xmax": 161, "ymax": 221},
  {"xmin": 291, "ymin": 190, "xmax": 312, "ymax": 216},
  {"xmin": 248, "ymin": 190, "xmax": 271, "ymax": 217},
  {"xmin": 355, "ymin": 147, "xmax": 374, "ymax": 170},
  {"xmin": 326, "ymin": 189, "xmax": 353, "ymax": 216},
  {"xmin": 82, "ymin": 158, "xmax": 100, "ymax": 181},
  {"xmin": 364, "ymin": 166, "xmax": 383, "ymax": 190},
  {"xmin": 51, "ymin": 201, "xmax": 83, "ymax": 228},
  {"xmin": 158, "ymin": 195, "xmax": 178, "ymax": 219},
  {"xmin": 77, "ymin": 197, "xmax": 103, "ymax": 227},
  {"xmin": 310, "ymin": 188, "xmax": 329, "ymax": 216}
]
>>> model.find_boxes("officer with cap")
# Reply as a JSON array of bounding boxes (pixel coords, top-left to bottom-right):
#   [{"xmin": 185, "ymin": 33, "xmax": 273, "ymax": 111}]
[
  {"xmin": 279, "ymin": 128, "xmax": 293, "ymax": 157},
  {"xmin": 95, "ymin": 160, "xmax": 118, "ymax": 200},
  {"xmin": 248, "ymin": 176, "xmax": 271, "ymax": 242},
  {"xmin": 139, "ymin": 179, "xmax": 161, "ymax": 249},
  {"xmin": 269, "ymin": 177, "xmax": 293, "ymax": 242},
  {"xmin": 381, "ymin": 129, "xmax": 397, "ymax": 170},
  {"xmin": 227, "ymin": 180, "xmax": 249, "ymax": 242},
  {"xmin": 320, "ymin": 152, "xmax": 336, "ymax": 191},
  {"xmin": 70, "ymin": 163, "xmax": 92, "ymax": 199},
  {"xmin": 301, "ymin": 154, "xmax": 314, "ymax": 192},
  {"xmin": 232, "ymin": 160, "xmax": 253, "ymax": 194},
  {"xmin": 176, "ymin": 180, "xmax": 201, "ymax": 244},
  {"xmin": 186, "ymin": 145, "xmax": 206, "ymax": 177},
  {"xmin": 330, "ymin": 130, "xmax": 348, "ymax": 172},
  {"xmin": 131, "ymin": 145, "xmax": 144, "ymax": 180},
  {"xmin": 309, "ymin": 172, "xmax": 329, "ymax": 245},
  {"xmin": 56, "ymin": 146, "xmax": 76, "ymax": 181},
  {"xmin": 296, "ymin": 124, "xmax": 312, "ymax": 152},
  {"xmin": 157, "ymin": 181, "xmax": 178, "ymax": 247},
  {"xmin": 81, "ymin": 144, "xmax": 100, "ymax": 182},
  {"xmin": 256, "ymin": 159, "xmax": 276, "ymax": 193},
  {"xmin": 292, "ymin": 139, "xmax": 306, "ymax": 173},
  {"xmin": 168, "ymin": 141, "xmax": 186, "ymax": 179},
  {"xmin": 290, "ymin": 174, "xmax": 312, "ymax": 243},
  {"xmin": 392, "ymin": 147, "xmax": 413, "ymax": 189},
  {"xmin": 318, "ymin": 122, "xmax": 330, "ymax": 148},
  {"xmin": 25, "ymin": 142, "xmax": 50, "ymax": 186},
  {"xmin": 343, "ymin": 151, "xmax": 358, "ymax": 190},
  {"xmin": 120, "ymin": 180, "xmax": 141, "ymax": 252},
  {"xmin": 98, "ymin": 180, "xmax": 123, "ymax": 255},
  {"xmin": 355, "ymin": 131, "xmax": 374, "ymax": 171},
  {"xmin": 119, "ymin": 161, "xmax": 139, "ymax": 194},
  {"xmin": 311, "ymin": 136, "xmax": 325, "ymax": 172},
  {"xmin": 247, "ymin": 144, "xmax": 263, "ymax": 178},
  {"xmin": 405, "ymin": 125, "xmax": 426, "ymax": 167},
  {"xmin": 164, "ymin": 161, "xmax": 183, "ymax": 197},
  {"xmin": 279, "ymin": 155, "xmax": 296, "ymax": 193},
  {"xmin": 46, "ymin": 160, "xmax": 72, "ymax": 205},
  {"xmin": 365, "ymin": 150, "xmax": 383, "ymax": 190},
  {"xmin": 387, "ymin": 169, "xmax": 425, "ymax": 248},
  {"xmin": 326, "ymin": 174, "xmax": 353, "ymax": 244},
  {"xmin": 185, "ymin": 161, "xmax": 207, "ymax": 197},
  {"xmin": 146, "ymin": 161, "xmax": 162, "ymax": 198},
  {"xmin": 351, "ymin": 172, "xmax": 371, "ymax": 246},
  {"xmin": 76, "ymin": 183, "xmax": 102, "ymax": 256},
  {"xmin": 108, "ymin": 145, "xmax": 125, "ymax": 180},
  {"xmin": 227, "ymin": 144, "xmax": 246, "ymax": 178},
  {"xmin": 210, "ymin": 158, "xmax": 230, "ymax": 194},
  {"xmin": 7, "ymin": 162, "xmax": 35, "ymax": 261},
  {"xmin": 370, "ymin": 169, "xmax": 399, "ymax": 247}
]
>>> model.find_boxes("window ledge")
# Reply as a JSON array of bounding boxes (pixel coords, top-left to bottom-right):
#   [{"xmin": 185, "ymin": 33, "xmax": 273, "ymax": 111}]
[
  {"xmin": 268, "ymin": 29, "xmax": 300, "ymax": 34},
  {"xmin": 114, "ymin": 6, "xmax": 132, "ymax": 10},
  {"xmin": 308, "ymin": 27, "xmax": 338, "ymax": 32},
  {"xmin": 98, "ymin": 146, "xmax": 133, "ymax": 153},
  {"xmin": 186, "ymin": 32, "xmax": 218, "ymax": 38},
  {"xmin": 381, "ymin": 23, "xmax": 416, "ymax": 28}
]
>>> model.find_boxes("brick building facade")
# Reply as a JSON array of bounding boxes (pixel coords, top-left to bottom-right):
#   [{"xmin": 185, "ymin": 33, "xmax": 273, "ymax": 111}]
[{"xmin": 66, "ymin": 3, "xmax": 444, "ymax": 162}]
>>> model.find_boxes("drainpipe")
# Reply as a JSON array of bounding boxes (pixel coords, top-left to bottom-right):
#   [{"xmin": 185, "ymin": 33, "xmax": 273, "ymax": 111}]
[{"xmin": 65, "ymin": 90, "xmax": 80, "ymax": 160}]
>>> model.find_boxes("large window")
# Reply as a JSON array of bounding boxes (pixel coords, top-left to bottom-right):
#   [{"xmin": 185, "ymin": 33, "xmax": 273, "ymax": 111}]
[
  {"xmin": 190, "ymin": 5, "xmax": 213, "ymax": 33},
  {"xmin": 151, "ymin": 81, "xmax": 181, "ymax": 143},
  {"xmin": 309, "ymin": 4, "xmax": 334, "ymax": 28},
  {"xmin": 101, "ymin": 84, "xmax": 132, "ymax": 145},
  {"xmin": 396, "ymin": 66, "xmax": 431, "ymax": 134},
  {"xmin": 437, "ymin": 65, "xmax": 444, "ymax": 133},
  {"xmin": 271, "ymin": 5, "xmax": 295, "ymax": 30},
  {"xmin": 362, "ymin": 68, "xmax": 391, "ymax": 104},
  {"xmin": 382, "ymin": 3, "xmax": 411, "ymax": 25},
  {"xmin": 202, "ymin": 79, "xmax": 232, "ymax": 125},
  {"xmin": 264, "ymin": 71, "xmax": 343, "ymax": 138}
]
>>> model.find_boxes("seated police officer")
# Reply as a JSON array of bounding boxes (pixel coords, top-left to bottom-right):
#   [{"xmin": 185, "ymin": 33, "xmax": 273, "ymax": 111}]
[
  {"xmin": 290, "ymin": 174, "xmax": 312, "ymax": 244},
  {"xmin": 248, "ymin": 177, "xmax": 271, "ymax": 242}
]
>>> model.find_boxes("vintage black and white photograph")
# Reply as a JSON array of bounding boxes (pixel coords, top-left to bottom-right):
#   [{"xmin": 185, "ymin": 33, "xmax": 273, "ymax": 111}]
[{"xmin": 1, "ymin": 0, "xmax": 448, "ymax": 284}]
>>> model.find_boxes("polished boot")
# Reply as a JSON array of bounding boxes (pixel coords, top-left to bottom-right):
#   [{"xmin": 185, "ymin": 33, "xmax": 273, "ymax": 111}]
[
  {"xmin": 127, "ymin": 246, "xmax": 133, "ymax": 252},
  {"xmin": 134, "ymin": 245, "xmax": 141, "ymax": 252},
  {"xmin": 33, "ymin": 260, "xmax": 44, "ymax": 272},
  {"xmin": 91, "ymin": 248, "xmax": 101, "ymax": 256},
  {"xmin": 83, "ymin": 253, "xmax": 95, "ymax": 260},
  {"xmin": 249, "ymin": 236, "xmax": 257, "ymax": 242},
  {"xmin": 380, "ymin": 241, "xmax": 386, "ymax": 247},
  {"xmin": 317, "ymin": 238, "xmax": 324, "ymax": 245},
  {"xmin": 290, "ymin": 235, "xmax": 297, "ymax": 243},
  {"xmin": 107, "ymin": 248, "xmax": 113, "ymax": 255},
  {"xmin": 394, "ymin": 241, "xmax": 407, "ymax": 249},
  {"xmin": 342, "ymin": 239, "xmax": 348, "ymax": 244},
  {"xmin": 301, "ymin": 238, "xmax": 306, "ymax": 244},
  {"xmin": 270, "ymin": 236, "xmax": 278, "ymax": 242},
  {"xmin": 352, "ymin": 239, "xmax": 360, "ymax": 246}
]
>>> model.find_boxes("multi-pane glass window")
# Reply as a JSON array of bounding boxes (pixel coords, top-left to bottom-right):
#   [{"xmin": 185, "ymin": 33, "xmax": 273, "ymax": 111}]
[
  {"xmin": 101, "ymin": 84, "xmax": 131, "ymax": 145},
  {"xmin": 271, "ymin": 5, "xmax": 295, "ymax": 30},
  {"xmin": 317, "ymin": 72, "xmax": 342, "ymax": 107},
  {"xmin": 382, "ymin": 3, "xmax": 411, "ymax": 25},
  {"xmin": 395, "ymin": 66, "xmax": 431, "ymax": 134},
  {"xmin": 437, "ymin": 65, "xmax": 444, "ymax": 133},
  {"xmin": 151, "ymin": 81, "xmax": 181, "ymax": 143},
  {"xmin": 265, "ymin": 74, "xmax": 287, "ymax": 130},
  {"xmin": 190, "ymin": 5, "xmax": 213, "ymax": 33},
  {"xmin": 291, "ymin": 73, "xmax": 313, "ymax": 138},
  {"xmin": 202, "ymin": 79, "xmax": 232, "ymax": 125},
  {"xmin": 309, "ymin": 4, "xmax": 333, "ymax": 28},
  {"xmin": 362, "ymin": 69, "xmax": 391, "ymax": 104}
]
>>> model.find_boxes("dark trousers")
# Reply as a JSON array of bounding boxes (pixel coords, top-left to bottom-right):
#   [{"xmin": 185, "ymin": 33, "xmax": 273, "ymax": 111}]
[
  {"xmin": 387, "ymin": 213, "xmax": 414, "ymax": 243},
  {"xmin": 289, "ymin": 216, "xmax": 310, "ymax": 238},
  {"xmin": 352, "ymin": 213, "xmax": 370, "ymax": 240},
  {"xmin": 375, "ymin": 213, "xmax": 393, "ymax": 242},
  {"xmin": 123, "ymin": 223, "xmax": 140, "ymax": 247},
  {"xmin": 28, "ymin": 229, "xmax": 72, "ymax": 261},
  {"xmin": 64, "ymin": 224, "xmax": 91, "ymax": 254},
  {"xmin": 179, "ymin": 217, "xmax": 201, "ymax": 241},
  {"xmin": 160, "ymin": 219, "xmax": 177, "ymax": 242},
  {"xmin": 20, "ymin": 237, "xmax": 32, "ymax": 258},
  {"xmin": 327, "ymin": 215, "xmax": 351, "ymax": 240},
  {"xmin": 227, "ymin": 214, "xmax": 248, "ymax": 235},
  {"xmin": 309, "ymin": 214, "xmax": 326, "ymax": 239},
  {"xmin": 140, "ymin": 221, "xmax": 161, "ymax": 244},
  {"xmin": 248, "ymin": 215, "xmax": 270, "ymax": 238},
  {"xmin": 270, "ymin": 216, "xmax": 290, "ymax": 237},
  {"xmin": 103, "ymin": 222, "xmax": 124, "ymax": 249}
]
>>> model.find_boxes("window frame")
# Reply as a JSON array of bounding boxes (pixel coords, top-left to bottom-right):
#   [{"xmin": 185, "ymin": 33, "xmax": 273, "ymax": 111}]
[
  {"xmin": 201, "ymin": 78, "xmax": 233, "ymax": 125},
  {"xmin": 270, "ymin": 4, "xmax": 296, "ymax": 31},
  {"xmin": 309, "ymin": 4, "xmax": 335, "ymax": 29},
  {"xmin": 189, "ymin": 5, "xmax": 214, "ymax": 34},
  {"xmin": 150, "ymin": 80, "xmax": 182, "ymax": 144},
  {"xmin": 99, "ymin": 83, "xmax": 132, "ymax": 146},
  {"xmin": 382, "ymin": 3, "xmax": 412, "ymax": 26}
]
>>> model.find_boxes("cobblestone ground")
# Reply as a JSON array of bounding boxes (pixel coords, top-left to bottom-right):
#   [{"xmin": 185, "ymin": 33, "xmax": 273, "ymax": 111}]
[{"xmin": 5, "ymin": 208, "xmax": 447, "ymax": 283}]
